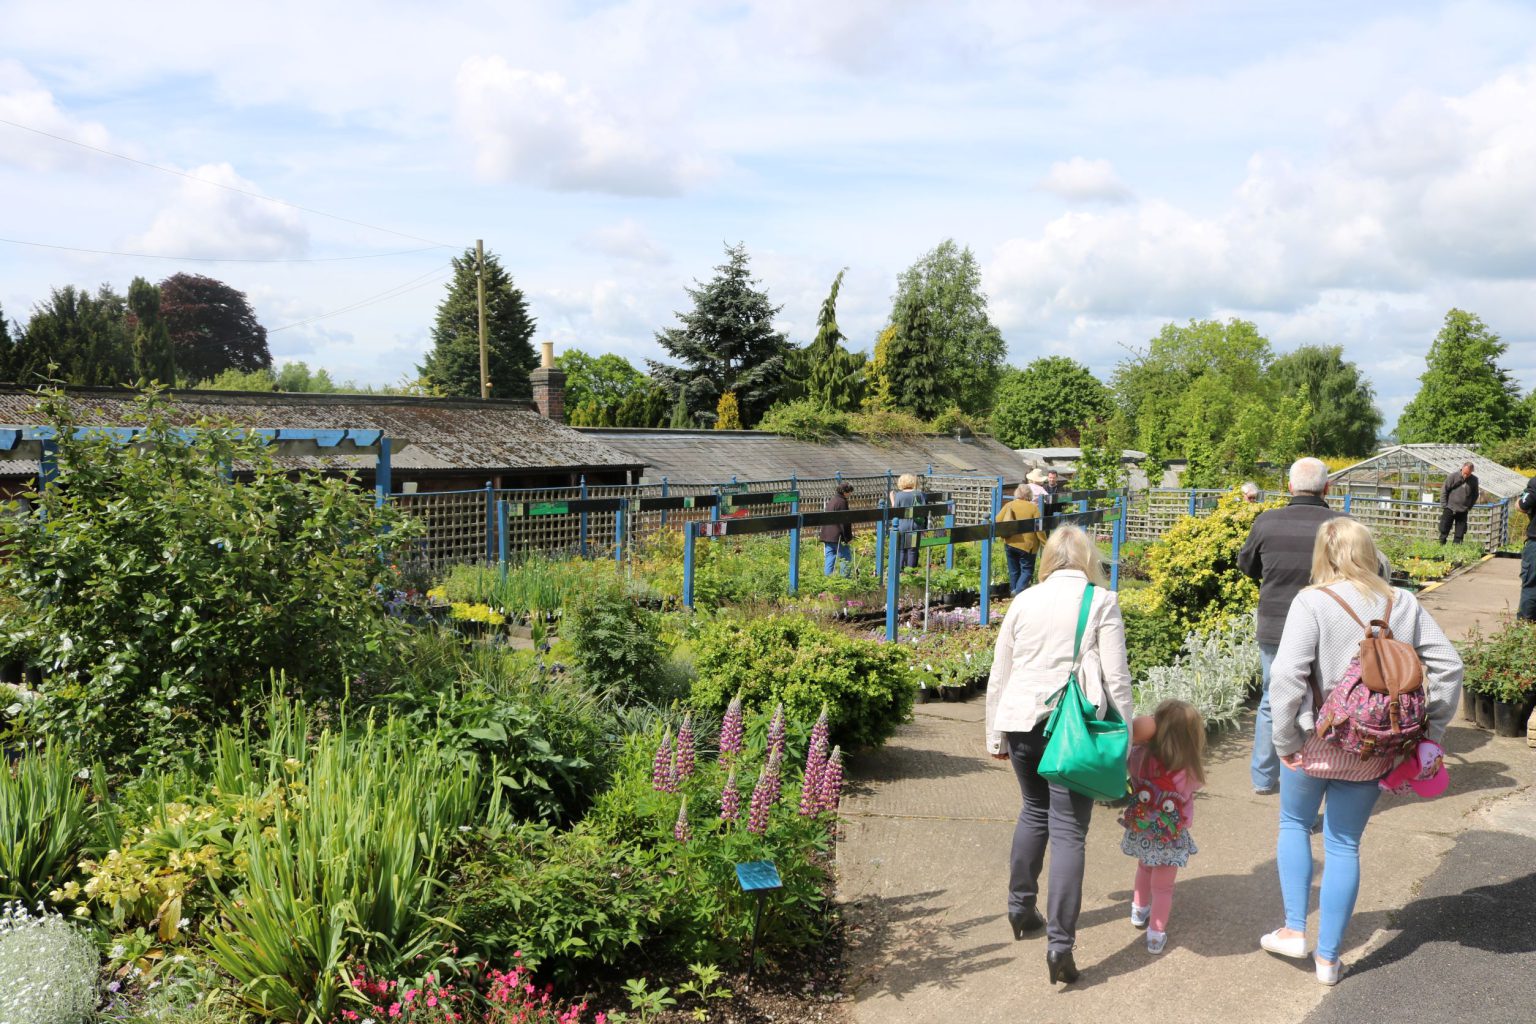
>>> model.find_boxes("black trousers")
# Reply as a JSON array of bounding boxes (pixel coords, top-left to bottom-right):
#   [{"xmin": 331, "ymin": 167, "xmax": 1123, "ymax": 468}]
[
  {"xmin": 1438, "ymin": 508, "xmax": 1469, "ymax": 544},
  {"xmin": 1520, "ymin": 540, "xmax": 1536, "ymax": 621},
  {"xmin": 1005, "ymin": 720, "xmax": 1094, "ymax": 953}
]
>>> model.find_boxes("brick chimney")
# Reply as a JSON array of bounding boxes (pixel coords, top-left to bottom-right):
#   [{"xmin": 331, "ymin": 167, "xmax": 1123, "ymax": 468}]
[{"xmin": 530, "ymin": 341, "xmax": 566, "ymax": 422}]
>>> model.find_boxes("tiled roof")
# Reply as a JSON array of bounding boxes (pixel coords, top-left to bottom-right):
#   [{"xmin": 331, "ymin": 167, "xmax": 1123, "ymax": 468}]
[
  {"xmin": 0, "ymin": 388, "xmax": 642, "ymax": 477},
  {"xmin": 578, "ymin": 428, "xmax": 1026, "ymax": 484}
]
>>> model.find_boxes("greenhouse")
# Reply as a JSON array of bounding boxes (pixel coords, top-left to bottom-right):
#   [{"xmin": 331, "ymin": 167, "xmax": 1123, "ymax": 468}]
[{"xmin": 1326, "ymin": 444, "xmax": 1527, "ymax": 501}]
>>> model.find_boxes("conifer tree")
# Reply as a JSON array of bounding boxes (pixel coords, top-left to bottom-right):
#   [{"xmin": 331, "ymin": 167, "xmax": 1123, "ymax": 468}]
[
  {"xmin": 0, "ymin": 303, "xmax": 15, "ymax": 381},
  {"xmin": 884, "ymin": 300, "xmax": 946, "ymax": 419},
  {"xmin": 16, "ymin": 285, "xmax": 133, "ymax": 386},
  {"xmin": 128, "ymin": 276, "xmax": 177, "ymax": 384},
  {"xmin": 802, "ymin": 270, "xmax": 867, "ymax": 411},
  {"xmin": 418, "ymin": 248, "xmax": 537, "ymax": 400},
  {"xmin": 715, "ymin": 391, "xmax": 743, "ymax": 429},
  {"xmin": 1396, "ymin": 309, "xmax": 1519, "ymax": 446}
]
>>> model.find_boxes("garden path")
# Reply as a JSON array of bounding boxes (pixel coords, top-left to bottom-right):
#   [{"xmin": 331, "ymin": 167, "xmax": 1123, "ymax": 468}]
[{"xmin": 837, "ymin": 556, "xmax": 1536, "ymax": 1024}]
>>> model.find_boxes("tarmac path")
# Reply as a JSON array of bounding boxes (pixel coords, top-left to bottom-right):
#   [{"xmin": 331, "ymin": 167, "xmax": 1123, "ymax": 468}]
[{"xmin": 837, "ymin": 557, "xmax": 1535, "ymax": 1023}]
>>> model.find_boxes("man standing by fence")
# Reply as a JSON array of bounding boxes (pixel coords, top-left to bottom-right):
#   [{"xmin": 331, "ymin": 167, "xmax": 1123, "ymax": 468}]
[
  {"xmin": 995, "ymin": 483, "xmax": 1046, "ymax": 594},
  {"xmin": 1237, "ymin": 457, "xmax": 1343, "ymax": 795},
  {"xmin": 1439, "ymin": 462, "xmax": 1479, "ymax": 545}
]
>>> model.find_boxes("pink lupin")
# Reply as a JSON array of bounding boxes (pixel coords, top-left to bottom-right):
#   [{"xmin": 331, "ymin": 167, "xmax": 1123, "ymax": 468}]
[
  {"xmin": 766, "ymin": 702, "xmax": 787, "ymax": 762},
  {"xmin": 650, "ymin": 728, "xmax": 676, "ymax": 793},
  {"xmin": 720, "ymin": 769, "xmax": 741, "ymax": 821},
  {"xmin": 819, "ymin": 745, "xmax": 844, "ymax": 813},
  {"xmin": 674, "ymin": 797, "xmax": 692, "ymax": 843},
  {"xmin": 675, "ymin": 714, "xmax": 696, "ymax": 780},
  {"xmin": 747, "ymin": 766, "xmax": 773, "ymax": 835},
  {"xmin": 719, "ymin": 695, "xmax": 745, "ymax": 760}
]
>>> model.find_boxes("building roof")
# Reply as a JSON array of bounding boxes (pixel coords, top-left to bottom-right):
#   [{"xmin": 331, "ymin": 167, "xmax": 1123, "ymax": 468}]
[
  {"xmin": 0, "ymin": 387, "xmax": 643, "ymax": 478},
  {"xmin": 577, "ymin": 427, "xmax": 1026, "ymax": 483},
  {"xmin": 1328, "ymin": 443, "xmax": 1527, "ymax": 499},
  {"xmin": 1015, "ymin": 446, "xmax": 1150, "ymax": 463}
]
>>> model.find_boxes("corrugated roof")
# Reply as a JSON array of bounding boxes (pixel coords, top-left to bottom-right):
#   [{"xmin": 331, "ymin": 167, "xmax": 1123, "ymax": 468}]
[
  {"xmin": 578, "ymin": 428, "xmax": 1026, "ymax": 483},
  {"xmin": 0, "ymin": 388, "xmax": 642, "ymax": 477},
  {"xmin": 1328, "ymin": 443, "xmax": 1528, "ymax": 499}
]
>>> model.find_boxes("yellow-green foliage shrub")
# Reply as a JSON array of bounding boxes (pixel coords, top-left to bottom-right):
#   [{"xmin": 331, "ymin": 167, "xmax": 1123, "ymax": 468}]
[{"xmin": 1143, "ymin": 491, "xmax": 1281, "ymax": 633}]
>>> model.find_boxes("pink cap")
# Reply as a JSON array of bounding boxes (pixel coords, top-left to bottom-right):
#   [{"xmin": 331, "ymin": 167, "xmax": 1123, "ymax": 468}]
[{"xmin": 1408, "ymin": 764, "xmax": 1449, "ymax": 798}]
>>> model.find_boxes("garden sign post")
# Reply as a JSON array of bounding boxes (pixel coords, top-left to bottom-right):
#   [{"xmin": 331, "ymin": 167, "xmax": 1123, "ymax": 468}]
[{"xmin": 735, "ymin": 859, "xmax": 782, "ymax": 991}]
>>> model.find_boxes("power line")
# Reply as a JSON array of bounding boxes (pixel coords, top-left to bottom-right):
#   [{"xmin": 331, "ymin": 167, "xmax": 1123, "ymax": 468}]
[
  {"xmin": 268, "ymin": 265, "xmax": 453, "ymax": 333},
  {"xmin": 0, "ymin": 115, "xmax": 455, "ymax": 249},
  {"xmin": 0, "ymin": 236, "xmax": 447, "ymax": 264}
]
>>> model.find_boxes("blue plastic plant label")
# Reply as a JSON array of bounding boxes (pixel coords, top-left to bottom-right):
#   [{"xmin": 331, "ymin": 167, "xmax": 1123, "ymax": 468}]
[{"xmin": 735, "ymin": 860, "xmax": 782, "ymax": 892}]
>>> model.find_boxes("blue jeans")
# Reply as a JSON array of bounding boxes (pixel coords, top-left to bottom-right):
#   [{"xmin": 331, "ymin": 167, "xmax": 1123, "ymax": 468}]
[
  {"xmin": 1004, "ymin": 547, "xmax": 1035, "ymax": 595},
  {"xmin": 1276, "ymin": 764, "xmax": 1381, "ymax": 962},
  {"xmin": 1250, "ymin": 643, "xmax": 1281, "ymax": 791},
  {"xmin": 823, "ymin": 542, "xmax": 851, "ymax": 576}
]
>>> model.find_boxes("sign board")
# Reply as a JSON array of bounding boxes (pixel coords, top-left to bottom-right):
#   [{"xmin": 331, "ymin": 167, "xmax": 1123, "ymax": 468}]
[
  {"xmin": 771, "ymin": 492, "xmax": 797, "ymax": 504},
  {"xmin": 700, "ymin": 521, "xmax": 729, "ymax": 538},
  {"xmin": 719, "ymin": 483, "xmax": 749, "ymax": 495},
  {"xmin": 529, "ymin": 501, "xmax": 569, "ymax": 516},
  {"xmin": 919, "ymin": 533, "xmax": 951, "ymax": 548},
  {"xmin": 735, "ymin": 860, "xmax": 782, "ymax": 892}
]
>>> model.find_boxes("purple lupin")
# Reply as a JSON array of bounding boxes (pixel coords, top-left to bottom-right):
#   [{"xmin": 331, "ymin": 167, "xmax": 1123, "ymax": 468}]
[
  {"xmin": 650, "ymin": 728, "xmax": 675, "ymax": 793},
  {"xmin": 747, "ymin": 766, "xmax": 773, "ymax": 835},
  {"xmin": 674, "ymin": 797, "xmax": 692, "ymax": 843},
  {"xmin": 719, "ymin": 695, "xmax": 745, "ymax": 761},
  {"xmin": 764, "ymin": 748, "xmax": 783, "ymax": 805},
  {"xmin": 675, "ymin": 714, "xmax": 696, "ymax": 780},
  {"xmin": 819, "ymin": 745, "xmax": 844, "ymax": 813},
  {"xmin": 720, "ymin": 769, "xmax": 741, "ymax": 822},
  {"xmin": 799, "ymin": 708, "xmax": 830, "ymax": 816},
  {"xmin": 766, "ymin": 703, "xmax": 787, "ymax": 762}
]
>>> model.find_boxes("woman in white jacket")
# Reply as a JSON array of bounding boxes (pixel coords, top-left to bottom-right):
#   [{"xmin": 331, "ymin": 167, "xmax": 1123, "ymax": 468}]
[{"xmin": 986, "ymin": 525, "xmax": 1134, "ymax": 985}]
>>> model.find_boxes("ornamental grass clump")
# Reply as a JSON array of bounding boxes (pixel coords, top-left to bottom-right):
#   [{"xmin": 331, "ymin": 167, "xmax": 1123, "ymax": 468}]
[
  {"xmin": 0, "ymin": 740, "xmax": 96, "ymax": 906},
  {"xmin": 0, "ymin": 901, "xmax": 99, "ymax": 1024}
]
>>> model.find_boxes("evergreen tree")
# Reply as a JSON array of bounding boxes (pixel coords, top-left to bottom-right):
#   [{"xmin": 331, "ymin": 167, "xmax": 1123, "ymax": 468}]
[
  {"xmin": 715, "ymin": 391, "xmax": 742, "ymax": 429},
  {"xmin": 650, "ymin": 243, "xmax": 792, "ymax": 427},
  {"xmin": 16, "ymin": 285, "xmax": 134, "ymax": 386},
  {"xmin": 1267, "ymin": 344, "xmax": 1381, "ymax": 457},
  {"xmin": 418, "ymin": 248, "xmax": 538, "ymax": 400},
  {"xmin": 1396, "ymin": 309, "xmax": 1520, "ymax": 446},
  {"xmin": 159, "ymin": 273, "xmax": 271, "ymax": 381},
  {"xmin": 0, "ymin": 303, "xmax": 15, "ymax": 381},
  {"xmin": 801, "ymin": 269, "xmax": 867, "ymax": 411},
  {"xmin": 888, "ymin": 240, "xmax": 1006, "ymax": 414},
  {"xmin": 127, "ymin": 276, "xmax": 177, "ymax": 385},
  {"xmin": 884, "ymin": 299, "xmax": 945, "ymax": 419}
]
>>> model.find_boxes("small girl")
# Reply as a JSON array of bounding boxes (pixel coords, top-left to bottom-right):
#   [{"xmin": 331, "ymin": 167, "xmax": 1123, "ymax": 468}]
[{"xmin": 1119, "ymin": 699, "xmax": 1206, "ymax": 954}]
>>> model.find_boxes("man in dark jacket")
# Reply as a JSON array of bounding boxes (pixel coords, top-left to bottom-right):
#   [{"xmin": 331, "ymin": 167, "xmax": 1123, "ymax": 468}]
[
  {"xmin": 1439, "ymin": 462, "xmax": 1479, "ymax": 544},
  {"xmin": 1237, "ymin": 457, "xmax": 1343, "ymax": 794},
  {"xmin": 821, "ymin": 482, "xmax": 855, "ymax": 576},
  {"xmin": 1518, "ymin": 476, "xmax": 1536, "ymax": 620}
]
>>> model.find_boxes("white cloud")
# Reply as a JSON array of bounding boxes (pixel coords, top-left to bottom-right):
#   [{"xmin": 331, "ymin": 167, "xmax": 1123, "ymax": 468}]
[
  {"xmin": 583, "ymin": 219, "xmax": 671, "ymax": 265},
  {"xmin": 1037, "ymin": 157, "xmax": 1133, "ymax": 203},
  {"xmin": 453, "ymin": 56, "xmax": 716, "ymax": 196},
  {"xmin": 131, "ymin": 163, "xmax": 309, "ymax": 259},
  {"xmin": 0, "ymin": 60, "xmax": 115, "ymax": 170}
]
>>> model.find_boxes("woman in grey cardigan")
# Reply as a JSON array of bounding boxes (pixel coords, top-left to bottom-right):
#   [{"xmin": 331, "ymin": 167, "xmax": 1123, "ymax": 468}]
[{"xmin": 1261, "ymin": 518, "xmax": 1462, "ymax": 985}]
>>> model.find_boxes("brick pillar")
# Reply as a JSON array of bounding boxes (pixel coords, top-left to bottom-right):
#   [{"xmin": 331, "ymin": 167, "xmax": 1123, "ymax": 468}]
[{"xmin": 531, "ymin": 341, "xmax": 565, "ymax": 421}]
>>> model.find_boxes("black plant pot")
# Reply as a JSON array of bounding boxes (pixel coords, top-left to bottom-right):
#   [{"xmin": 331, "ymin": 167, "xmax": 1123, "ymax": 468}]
[
  {"xmin": 1494, "ymin": 700, "xmax": 1531, "ymax": 738},
  {"xmin": 940, "ymin": 687, "xmax": 964, "ymax": 702},
  {"xmin": 1461, "ymin": 692, "xmax": 1480, "ymax": 723},
  {"xmin": 915, "ymin": 688, "xmax": 932, "ymax": 704},
  {"xmin": 1475, "ymin": 692, "xmax": 1496, "ymax": 730}
]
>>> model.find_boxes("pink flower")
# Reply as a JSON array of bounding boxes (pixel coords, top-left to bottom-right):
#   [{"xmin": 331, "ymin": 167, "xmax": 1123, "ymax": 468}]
[
  {"xmin": 674, "ymin": 796, "xmax": 692, "ymax": 843},
  {"xmin": 767, "ymin": 702, "xmax": 786, "ymax": 761},
  {"xmin": 719, "ymin": 695, "xmax": 744, "ymax": 759},
  {"xmin": 426, "ymin": 996, "xmax": 438, "ymax": 1008},
  {"xmin": 748, "ymin": 766, "xmax": 773, "ymax": 834},
  {"xmin": 720, "ymin": 769, "xmax": 740, "ymax": 821},
  {"xmin": 387, "ymin": 1004, "xmax": 401, "ymax": 1019},
  {"xmin": 675, "ymin": 714, "xmax": 696, "ymax": 780},
  {"xmin": 819, "ymin": 744, "xmax": 844, "ymax": 812},
  {"xmin": 650, "ymin": 728, "xmax": 676, "ymax": 793},
  {"xmin": 800, "ymin": 707, "xmax": 830, "ymax": 816}
]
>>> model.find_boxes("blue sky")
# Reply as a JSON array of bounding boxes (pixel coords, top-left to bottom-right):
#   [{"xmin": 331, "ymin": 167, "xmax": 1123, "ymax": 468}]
[{"xmin": 1, "ymin": 0, "xmax": 1533, "ymax": 426}]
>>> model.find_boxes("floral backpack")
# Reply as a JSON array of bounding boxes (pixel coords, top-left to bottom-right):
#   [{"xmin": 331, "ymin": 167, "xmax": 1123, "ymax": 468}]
[
  {"xmin": 1117, "ymin": 752, "xmax": 1187, "ymax": 845},
  {"xmin": 1309, "ymin": 588, "xmax": 1429, "ymax": 760}
]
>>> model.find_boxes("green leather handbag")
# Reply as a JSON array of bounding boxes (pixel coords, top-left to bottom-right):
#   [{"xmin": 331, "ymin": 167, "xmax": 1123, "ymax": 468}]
[{"xmin": 1038, "ymin": 584, "xmax": 1131, "ymax": 801}]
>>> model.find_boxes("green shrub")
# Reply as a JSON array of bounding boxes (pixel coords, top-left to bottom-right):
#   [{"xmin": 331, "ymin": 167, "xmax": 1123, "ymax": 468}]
[
  {"xmin": 757, "ymin": 399, "xmax": 853, "ymax": 441},
  {"xmin": 690, "ymin": 616, "xmax": 914, "ymax": 748},
  {"xmin": 1120, "ymin": 596, "xmax": 1186, "ymax": 680},
  {"xmin": 1143, "ymin": 492, "xmax": 1276, "ymax": 632},
  {"xmin": 0, "ymin": 388, "xmax": 420, "ymax": 772},
  {"xmin": 1460, "ymin": 619, "xmax": 1536, "ymax": 704},
  {"xmin": 1133, "ymin": 616, "xmax": 1259, "ymax": 729},
  {"xmin": 563, "ymin": 580, "xmax": 681, "ymax": 706},
  {"xmin": 0, "ymin": 741, "xmax": 97, "ymax": 906}
]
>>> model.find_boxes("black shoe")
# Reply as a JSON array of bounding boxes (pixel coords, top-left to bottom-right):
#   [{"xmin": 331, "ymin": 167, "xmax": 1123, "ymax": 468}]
[
  {"xmin": 1008, "ymin": 907, "xmax": 1044, "ymax": 939},
  {"xmin": 1046, "ymin": 948, "xmax": 1079, "ymax": 985}
]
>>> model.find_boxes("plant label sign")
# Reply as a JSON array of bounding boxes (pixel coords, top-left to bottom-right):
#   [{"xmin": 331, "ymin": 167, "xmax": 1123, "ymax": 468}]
[
  {"xmin": 735, "ymin": 860, "xmax": 782, "ymax": 892},
  {"xmin": 700, "ymin": 521, "xmax": 729, "ymax": 537},
  {"xmin": 529, "ymin": 501, "xmax": 569, "ymax": 516},
  {"xmin": 919, "ymin": 533, "xmax": 951, "ymax": 549},
  {"xmin": 771, "ymin": 492, "xmax": 797, "ymax": 504}
]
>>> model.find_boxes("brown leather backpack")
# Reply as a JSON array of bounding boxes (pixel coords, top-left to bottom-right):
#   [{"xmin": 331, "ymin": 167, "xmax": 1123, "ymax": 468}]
[{"xmin": 1319, "ymin": 588, "xmax": 1425, "ymax": 696}]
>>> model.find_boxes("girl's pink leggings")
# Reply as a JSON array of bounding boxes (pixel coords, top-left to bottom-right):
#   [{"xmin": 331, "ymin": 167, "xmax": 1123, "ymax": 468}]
[{"xmin": 1134, "ymin": 863, "xmax": 1179, "ymax": 932}]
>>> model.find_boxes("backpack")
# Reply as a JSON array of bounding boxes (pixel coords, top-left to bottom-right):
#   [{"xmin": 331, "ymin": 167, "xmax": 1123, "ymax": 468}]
[{"xmin": 1309, "ymin": 588, "xmax": 1429, "ymax": 759}]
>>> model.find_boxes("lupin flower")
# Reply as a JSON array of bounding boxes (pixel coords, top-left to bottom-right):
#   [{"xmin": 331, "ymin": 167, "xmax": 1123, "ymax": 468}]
[
  {"xmin": 674, "ymin": 714, "xmax": 696, "ymax": 780},
  {"xmin": 674, "ymin": 797, "xmax": 691, "ymax": 843},
  {"xmin": 766, "ymin": 702, "xmax": 787, "ymax": 762},
  {"xmin": 650, "ymin": 728, "xmax": 676, "ymax": 793},
  {"xmin": 804, "ymin": 707, "xmax": 830, "ymax": 791},
  {"xmin": 819, "ymin": 745, "xmax": 844, "ymax": 813},
  {"xmin": 720, "ymin": 769, "xmax": 741, "ymax": 821},
  {"xmin": 719, "ymin": 695, "xmax": 745, "ymax": 760},
  {"xmin": 764, "ymin": 748, "xmax": 783, "ymax": 805},
  {"xmin": 747, "ymin": 767, "xmax": 773, "ymax": 834}
]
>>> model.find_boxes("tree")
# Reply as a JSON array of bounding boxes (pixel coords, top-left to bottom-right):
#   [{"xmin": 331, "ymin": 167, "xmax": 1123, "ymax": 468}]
[
  {"xmin": 194, "ymin": 367, "xmax": 277, "ymax": 391},
  {"xmin": 16, "ymin": 285, "xmax": 133, "ymax": 386},
  {"xmin": 556, "ymin": 349, "xmax": 646, "ymax": 419},
  {"xmin": 715, "ymin": 391, "xmax": 742, "ymax": 429},
  {"xmin": 883, "ymin": 299, "xmax": 946, "ymax": 419},
  {"xmin": 274, "ymin": 361, "xmax": 337, "ymax": 393},
  {"xmin": 650, "ymin": 243, "xmax": 793, "ymax": 427},
  {"xmin": 991, "ymin": 357, "xmax": 1114, "ymax": 448},
  {"xmin": 126, "ymin": 276, "xmax": 176, "ymax": 385},
  {"xmin": 159, "ymin": 273, "xmax": 271, "ymax": 382},
  {"xmin": 1267, "ymin": 345, "xmax": 1381, "ymax": 457},
  {"xmin": 0, "ymin": 302, "xmax": 16, "ymax": 381},
  {"xmin": 785, "ymin": 269, "xmax": 867, "ymax": 412},
  {"xmin": 888, "ymin": 240, "xmax": 1006, "ymax": 414},
  {"xmin": 417, "ymin": 249, "xmax": 537, "ymax": 400},
  {"xmin": 1396, "ymin": 309, "xmax": 1520, "ymax": 446}
]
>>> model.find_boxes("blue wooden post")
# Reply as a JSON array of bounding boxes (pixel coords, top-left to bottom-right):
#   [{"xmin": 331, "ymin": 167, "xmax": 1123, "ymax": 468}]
[
  {"xmin": 944, "ymin": 508, "xmax": 956, "ymax": 571},
  {"xmin": 660, "ymin": 477, "xmax": 670, "ymax": 528},
  {"xmin": 38, "ymin": 439, "xmax": 58, "ymax": 491},
  {"xmin": 484, "ymin": 481, "xmax": 496, "ymax": 564},
  {"xmin": 788, "ymin": 497, "xmax": 801, "ymax": 596},
  {"xmin": 497, "ymin": 500, "xmax": 509, "ymax": 582},
  {"xmin": 1110, "ymin": 493, "xmax": 1122, "ymax": 591},
  {"xmin": 683, "ymin": 521, "xmax": 697, "ymax": 608},
  {"xmin": 374, "ymin": 438, "xmax": 392, "ymax": 507},
  {"xmin": 980, "ymin": 518, "xmax": 994, "ymax": 626},
  {"xmin": 1344, "ymin": 492, "xmax": 1353, "ymax": 515},
  {"xmin": 1188, "ymin": 488, "xmax": 1198, "ymax": 518},
  {"xmin": 876, "ymin": 499, "xmax": 887, "ymax": 580},
  {"xmin": 614, "ymin": 503, "xmax": 625, "ymax": 564},
  {"xmin": 579, "ymin": 475, "xmax": 589, "ymax": 558},
  {"xmin": 885, "ymin": 528, "xmax": 901, "ymax": 641}
]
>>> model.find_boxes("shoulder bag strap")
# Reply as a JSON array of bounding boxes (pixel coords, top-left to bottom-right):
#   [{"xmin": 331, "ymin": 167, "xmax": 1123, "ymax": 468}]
[
  {"xmin": 1319, "ymin": 586, "xmax": 1369, "ymax": 632},
  {"xmin": 1047, "ymin": 584, "xmax": 1096, "ymax": 708}
]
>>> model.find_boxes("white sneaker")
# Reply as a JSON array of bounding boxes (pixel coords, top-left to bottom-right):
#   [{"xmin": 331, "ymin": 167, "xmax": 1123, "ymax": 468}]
[
  {"xmin": 1315, "ymin": 957, "xmax": 1342, "ymax": 986},
  {"xmin": 1260, "ymin": 929, "xmax": 1309, "ymax": 959},
  {"xmin": 1147, "ymin": 929, "xmax": 1168, "ymax": 954},
  {"xmin": 1130, "ymin": 903, "xmax": 1151, "ymax": 929}
]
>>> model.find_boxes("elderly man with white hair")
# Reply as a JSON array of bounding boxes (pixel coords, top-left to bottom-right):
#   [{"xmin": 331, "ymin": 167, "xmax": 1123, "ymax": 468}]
[{"xmin": 1237, "ymin": 457, "xmax": 1344, "ymax": 795}]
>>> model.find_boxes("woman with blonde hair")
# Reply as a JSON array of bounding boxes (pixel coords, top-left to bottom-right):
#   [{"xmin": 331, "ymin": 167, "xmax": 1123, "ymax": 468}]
[
  {"xmin": 889, "ymin": 473, "xmax": 924, "ymax": 570},
  {"xmin": 1261, "ymin": 517, "xmax": 1462, "ymax": 985},
  {"xmin": 985, "ymin": 524, "xmax": 1134, "ymax": 985}
]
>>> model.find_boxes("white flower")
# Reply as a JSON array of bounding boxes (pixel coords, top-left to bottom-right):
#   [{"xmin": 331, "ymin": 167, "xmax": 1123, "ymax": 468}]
[
  {"xmin": 110, "ymin": 944, "xmax": 125, "ymax": 958},
  {"xmin": 178, "ymin": 917, "xmax": 189, "ymax": 929}
]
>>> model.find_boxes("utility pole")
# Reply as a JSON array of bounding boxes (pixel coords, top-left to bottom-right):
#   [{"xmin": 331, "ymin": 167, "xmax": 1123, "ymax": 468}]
[{"xmin": 476, "ymin": 238, "xmax": 489, "ymax": 399}]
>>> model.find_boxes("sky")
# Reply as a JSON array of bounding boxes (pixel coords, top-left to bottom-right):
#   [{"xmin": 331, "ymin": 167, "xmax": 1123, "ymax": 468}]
[{"xmin": 1, "ymin": 0, "xmax": 1533, "ymax": 427}]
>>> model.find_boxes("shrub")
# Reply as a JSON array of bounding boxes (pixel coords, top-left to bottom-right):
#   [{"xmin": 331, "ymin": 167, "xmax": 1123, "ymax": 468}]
[
  {"xmin": 0, "ymin": 902, "xmax": 99, "ymax": 1024},
  {"xmin": 1120, "ymin": 598, "xmax": 1186, "ymax": 680},
  {"xmin": 563, "ymin": 580, "xmax": 680, "ymax": 706},
  {"xmin": 1143, "ymin": 492, "xmax": 1277, "ymax": 632},
  {"xmin": 1133, "ymin": 616, "xmax": 1259, "ymax": 729},
  {"xmin": 690, "ymin": 616, "xmax": 914, "ymax": 748},
  {"xmin": 1460, "ymin": 619, "xmax": 1536, "ymax": 704},
  {"xmin": 0, "ymin": 387, "xmax": 420, "ymax": 772},
  {"xmin": 757, "ymin": 399, "xmax": 852, "ymax": 441},
  {"xmin": 0, "ymin": 741, "xmax": 97, "ymax": 906}
]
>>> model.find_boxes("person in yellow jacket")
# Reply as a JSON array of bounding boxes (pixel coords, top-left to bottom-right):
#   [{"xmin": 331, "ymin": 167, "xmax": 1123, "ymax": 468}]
[{"xmin": 996, "ymin": 483, "xmax": 1047, "ymax": 595}]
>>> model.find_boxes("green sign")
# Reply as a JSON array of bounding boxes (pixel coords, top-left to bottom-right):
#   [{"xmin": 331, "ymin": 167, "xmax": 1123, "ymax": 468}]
[
  {"xmin": 771, "ymin": 492, "xmax": 797, "ymax": 504},
  {"xmin": 919, "ymin": 534, "xmax": 951, "ymax": 548},
  {"xmin": 529, "ymin": 501, "xmax": 569, "ymax": 516},
  {"xmin": 683, "ymin": 496, "xmax": 697, "ymax": 508}
]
